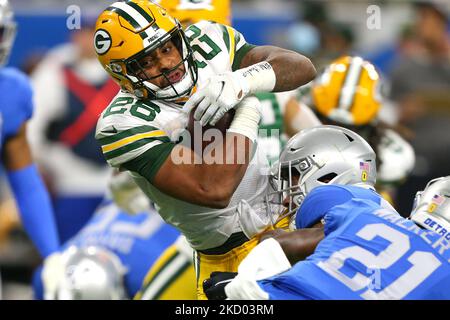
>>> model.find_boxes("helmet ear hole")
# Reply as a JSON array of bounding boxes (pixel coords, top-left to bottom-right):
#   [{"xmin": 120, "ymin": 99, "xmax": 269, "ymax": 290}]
[
  {"xmin": 344, "ymin": 133, "xmax": 354, "ymax": 142},
  {"xmin": 317, "ymin": 172, "xmax": 338, "ymax": 183}
]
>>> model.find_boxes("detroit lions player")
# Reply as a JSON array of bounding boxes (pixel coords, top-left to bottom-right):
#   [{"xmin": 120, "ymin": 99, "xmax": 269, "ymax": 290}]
[
  {"xmin": 410, "ymin": 176, "xmax": 450, "ymax": 246},
  {"xmin": 0, "ymin": 0, "xmax": 59, "ymax": 259},
  {"xmin": 205, "ymin": 126, "xmax": 450, "ymax": 300},
  {"xmin": 35, "ymin": 171, "xmax": 196, "ymax": 300}
]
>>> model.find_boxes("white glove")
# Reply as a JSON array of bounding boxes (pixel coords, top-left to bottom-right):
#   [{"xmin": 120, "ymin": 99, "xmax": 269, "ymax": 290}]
[
  {"xmin": 184, "ymin": 71, "xmax": 249, "ymax": 126},
  {"xmin": 225, "ymin": 274, "xmax": 269, "ymax": 300},
  {"xmin": 42, "ymin": 252, "xmax": 66, "ymax": 300},
  {"xmin": 184, "ymin": 61, "xmax": 276, "ymax": 126},
  {"xmin": 224, "ymin": 238, "xmax": 291, "ymax": 300}
]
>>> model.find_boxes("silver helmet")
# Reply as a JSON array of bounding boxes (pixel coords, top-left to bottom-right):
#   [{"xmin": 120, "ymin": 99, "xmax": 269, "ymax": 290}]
[
  {"xmin": 410, "ymin": 176, "xmax": 450, "ymax": 239},
  {"xmin": 57, "ymin": 246, "xmax": 127, "ymax": 300},
  {"xmin": 268, "ymin": 125, "xmax": 376, "ymax": 225},
  {"xmin": 0, "ymin": 0, "xmax": 16, "ymax": 66}
]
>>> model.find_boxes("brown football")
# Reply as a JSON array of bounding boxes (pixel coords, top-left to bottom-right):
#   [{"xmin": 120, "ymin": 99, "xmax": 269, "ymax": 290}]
[{"xmin": 186, "ymin": 107, "xmax": 235, "ymax": 151}]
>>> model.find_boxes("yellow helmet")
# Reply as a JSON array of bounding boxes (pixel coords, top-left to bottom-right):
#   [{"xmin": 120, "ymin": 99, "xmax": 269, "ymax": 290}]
[
  {"xmin": 94, "ymin": 0, "xmax": 198, "ymax": 100},
  {"xmin": 157, "ymin": 0, "xmax": 231, "ymax": 26},
  {"xmin": 311, "ymin": 56, "xmax": 383, "ymax": 126}
]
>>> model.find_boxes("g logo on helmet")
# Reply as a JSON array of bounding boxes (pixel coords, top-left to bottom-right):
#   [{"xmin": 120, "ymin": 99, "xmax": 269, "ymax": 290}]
[{"xmin": 94, "ymin": 29, "xmax": 112, "ymax": 55}]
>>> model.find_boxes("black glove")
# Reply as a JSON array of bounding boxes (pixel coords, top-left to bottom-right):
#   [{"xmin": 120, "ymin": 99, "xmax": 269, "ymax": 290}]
[{"xmin": 203, "ymin": 271, "xmax": 238, "ymax": 300}]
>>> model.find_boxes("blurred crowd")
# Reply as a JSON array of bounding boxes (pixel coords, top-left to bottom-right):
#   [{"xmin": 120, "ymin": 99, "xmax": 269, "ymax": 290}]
[{"xmin": 0, "ymin": 0, "xmax": 449, "ymax": 299}]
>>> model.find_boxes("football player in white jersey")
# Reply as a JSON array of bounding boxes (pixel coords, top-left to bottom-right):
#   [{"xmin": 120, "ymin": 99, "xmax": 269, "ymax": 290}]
[
  {"xmin": 94, "ymin": 0, "xmax": 316, "ymax": 299},
  {"xmin": 134, "ymin": 0, "xmax": 231, "ymax": 300}
]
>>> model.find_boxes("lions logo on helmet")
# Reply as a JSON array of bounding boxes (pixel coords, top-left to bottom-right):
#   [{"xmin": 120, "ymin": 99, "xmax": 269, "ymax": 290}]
[
  {"xmin": 94, "ymin": 0, "xmax": 198, "ymax": 100},
  {"xmin": 311, "ymin": 56, "xmax": 382, "ymax": 126},
  {"xmin": 57, "ymin": 246, "xmax": 128, "ymax": 300}
]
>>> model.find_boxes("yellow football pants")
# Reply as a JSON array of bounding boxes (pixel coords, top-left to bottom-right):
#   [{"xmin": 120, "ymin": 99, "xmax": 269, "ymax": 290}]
[{"xmin": 195, "ymin": 216, "xmax": 291, "ymax": 300}]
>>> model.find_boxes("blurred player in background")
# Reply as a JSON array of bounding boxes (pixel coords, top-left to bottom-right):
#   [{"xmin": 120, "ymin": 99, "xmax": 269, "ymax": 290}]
[
  {"xmin": 205, "ymin": 127, "xmax": 450, "ymax": 300},
  {"xmin": 156, "ymin": 0, "xmax": 231, "ymax": 26},
  {"xmin": 94, "ymin": 0, "xmax": 315, "ymax": 299},
  {"xmin": 34, "ymin": 171, "xmax": 195, "ymax": 300},
  {"xmin": 298, "ymin": 56, "xmax": 415, "ymax": 207},
  {"xmin": 0, "ymin": 0, "xmax": 59, "ymax": 260},
  {"xmin": 28, "ymin": 14, "xmax": 119, "ymax": 243}
]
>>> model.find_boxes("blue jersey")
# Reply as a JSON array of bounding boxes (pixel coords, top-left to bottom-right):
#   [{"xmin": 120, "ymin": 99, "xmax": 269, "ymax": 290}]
[
  {"xmin": 35, "ymin": 200, "xmax": 181, "ymax": 298},
  {"xmin": 0, "ymin": 67, "xmax": 59, "ymax": 258},
  {"xmin": 0, "ymin": 67, "xmax": 33, "ymax": 152},
  {"xmin": 259, "ymin": 185, "xmax": 450, "ymax": 300}
]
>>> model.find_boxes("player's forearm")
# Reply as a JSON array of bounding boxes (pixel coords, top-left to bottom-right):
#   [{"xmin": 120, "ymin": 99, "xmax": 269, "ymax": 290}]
[
  {"xmin": 183, "ymin": 116, "xmax": 255, "ymax": 208},
  {"xmin": 154, "ymin": 98, "xmax": 259, "ymax": 208},
  {"xmin": 197, "ymin": 97, "xmax": 261, "ymax": 207},
  {"xmin": 260, "ymin": 228, "xmax": 324, "ymax": 264},
  {"xmin": 7, "ymin": 164, "xmax": 60, "ymax": 258},
  {"xmin": 240, "ymin": 46, "xmax": 317, "ymax": 92},
  {"xmin": 196, "ymin": 133, "xmax": 253, "ymax": 208},
  {"xmin": 279, "ymin": 228, "xmax": 324, "ymax": 264},
  {"xmin": 269, "ymin": 50, "xmax": 317, "ymax": 92}
]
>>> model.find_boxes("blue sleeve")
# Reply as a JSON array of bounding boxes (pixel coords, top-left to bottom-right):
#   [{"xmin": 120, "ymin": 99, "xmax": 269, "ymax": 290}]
[
  {"xmin": 295, "ymin": 185, "xmax": 354, "ymax": 229},
  {"xmin": 1, "ymin": 69, "xmax": 34, "ymax": 139},
  {"xmin": 20, "ymin": 76, "xmax": 34, "ymax": 120},
  {"xmin": 258, "ymin": 279, "xmax": 309, "ymax": 300},
  {"xmin": 10, "ymin": 68, "xmax": 33, "ymax": 123},
  {"xmin": 32, "ymin": 265, "xmax": 44, "ymax": 300},
  {"xmin": 7, "ymin": 164, "xmax": 60, "ymax": 258}
]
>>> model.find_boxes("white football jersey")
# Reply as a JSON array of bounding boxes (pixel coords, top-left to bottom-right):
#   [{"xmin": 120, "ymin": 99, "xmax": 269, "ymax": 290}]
[{"xmin": 96, "ymin": 21, "xmax": 272, "ymax": 250}]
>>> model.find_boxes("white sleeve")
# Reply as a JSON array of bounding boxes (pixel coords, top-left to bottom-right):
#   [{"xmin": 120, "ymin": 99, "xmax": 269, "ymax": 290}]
[
  {"xmin": 225, "ymin": 238, "xmax": 292, "ymax": 300},
  {"xmin": 95, "ymin": 98, "xmax": 174, "ymax": 170}
]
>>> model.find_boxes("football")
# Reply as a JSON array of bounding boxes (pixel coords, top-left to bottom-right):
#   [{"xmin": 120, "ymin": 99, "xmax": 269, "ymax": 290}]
[{"xmin": 186, "ymin": 108, "xmax": 235, "ymax": 151}]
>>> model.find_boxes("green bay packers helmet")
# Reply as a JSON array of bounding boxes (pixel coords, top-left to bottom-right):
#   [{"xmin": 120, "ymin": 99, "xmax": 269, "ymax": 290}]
[
  {"xmin": 94, "ymin": 0, "xmax": 197, "ymax": 101},
  {"xmin": 411, "ymin": 176, "xmax": 450, "ymax": 240},
  {"xmin": 0, "ymin": 0, "xmax": 16, "ymax": 66},
  {"xmin": 311, "ymin": 56, "xmax": 383, "ymax": 126}
]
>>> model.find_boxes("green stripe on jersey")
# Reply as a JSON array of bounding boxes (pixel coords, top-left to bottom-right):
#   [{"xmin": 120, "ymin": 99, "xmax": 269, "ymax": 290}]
[
  {"xmin": 121, "ymin": 142, "xmax": 176, "ymax": 182},
  {"xmin": 232, "ymin": 42, "xmax": 256, "ymax": 71},
  {"xmin": 104, "ymin": 137, "xmax": 165, "ymax": 160},
  {"xmin": 219, "ymin": 25, "xmax": 230, "ymax": 53}
]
